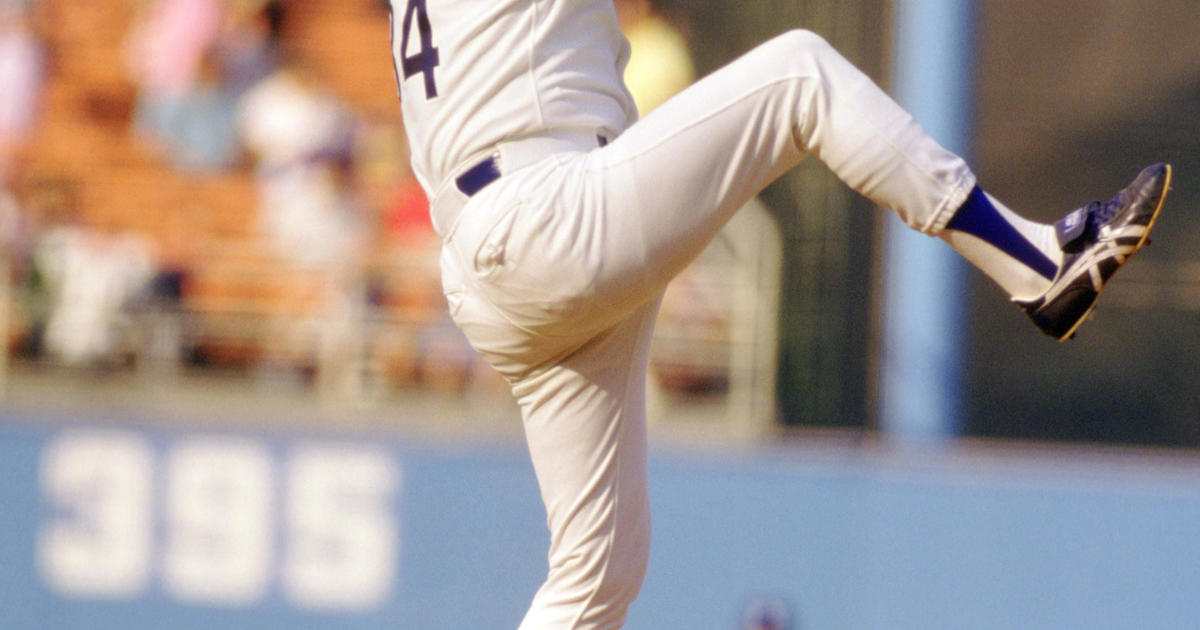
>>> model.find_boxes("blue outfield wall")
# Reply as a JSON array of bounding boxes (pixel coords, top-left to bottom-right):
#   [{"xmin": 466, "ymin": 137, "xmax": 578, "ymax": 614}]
[{"xmin": 1, "ymin": 414, "xmax": 1198, "ymax": 630}]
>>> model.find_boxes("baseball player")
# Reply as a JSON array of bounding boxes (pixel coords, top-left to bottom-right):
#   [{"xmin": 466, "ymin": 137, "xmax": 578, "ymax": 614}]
[{"xmin": 387, "ymin": 1, "xmax": 1172, "ymax": 628}]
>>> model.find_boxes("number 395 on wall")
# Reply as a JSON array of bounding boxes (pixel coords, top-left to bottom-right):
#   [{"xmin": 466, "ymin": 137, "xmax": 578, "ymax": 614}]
[{"xmin": 36, "ymin": 430, "xmax": 401, "ymax": 611}]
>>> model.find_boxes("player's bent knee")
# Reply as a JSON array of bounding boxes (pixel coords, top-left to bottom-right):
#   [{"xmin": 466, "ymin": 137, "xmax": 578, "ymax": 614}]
[
  {"xmin": 772, "ymin": 28, "xmax": 835, "ymax": 60},
  {"xmin": 739, "ymin": 28, "xmax": 839, "ymax": 87}
]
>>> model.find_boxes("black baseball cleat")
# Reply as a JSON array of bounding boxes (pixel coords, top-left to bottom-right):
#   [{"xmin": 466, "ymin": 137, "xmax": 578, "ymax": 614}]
[{"xmin": 1015, "ymin": 163, "xmax": 1172, "ymax": 341}]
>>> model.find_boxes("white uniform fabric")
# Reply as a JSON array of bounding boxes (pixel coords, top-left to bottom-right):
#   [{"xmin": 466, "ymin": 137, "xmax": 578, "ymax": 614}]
[{"xmin": 391, "ymin": 2, "xmax": 975, "ymax": 628}]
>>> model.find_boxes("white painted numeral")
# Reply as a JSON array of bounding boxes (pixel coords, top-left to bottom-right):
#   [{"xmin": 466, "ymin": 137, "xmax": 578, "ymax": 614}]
[
  {"xmin": 161, "ymin": 439, "xmax": 273, "ymax": 605},
  {"xmin": 283, "ymin": 445, "xmax": 399, "ymax": 609},
  {"xmin": 38, "ymin": 430, "xmax": 154, "ymax": 598}
]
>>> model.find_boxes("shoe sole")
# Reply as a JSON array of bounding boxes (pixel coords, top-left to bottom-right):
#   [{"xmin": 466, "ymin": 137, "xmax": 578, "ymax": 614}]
[{"xmin": 1054, "ymin": 163, "xmax": 1172, "ymax": 342}]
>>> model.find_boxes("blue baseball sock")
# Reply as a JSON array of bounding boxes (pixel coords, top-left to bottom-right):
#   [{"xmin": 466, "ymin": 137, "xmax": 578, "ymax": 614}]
[{"xmin": 941, "ymin": 186, "xmax": 1062, "ymax": 300}]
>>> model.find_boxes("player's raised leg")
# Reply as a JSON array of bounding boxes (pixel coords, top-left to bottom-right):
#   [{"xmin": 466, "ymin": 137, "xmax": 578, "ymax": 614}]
[
  {"xmin": 577, "ymin": 28, "xmax": 1168, "ymax": 340},
  {"xmin": 568, "ymin": 28, "xmax": 975, "ymax": 326}
]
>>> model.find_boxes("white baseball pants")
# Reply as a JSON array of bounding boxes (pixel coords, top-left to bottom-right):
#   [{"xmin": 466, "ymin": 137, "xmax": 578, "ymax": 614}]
[{"xmin": 435, "ymin": 29, "xmax": 975, "ymax": 629}]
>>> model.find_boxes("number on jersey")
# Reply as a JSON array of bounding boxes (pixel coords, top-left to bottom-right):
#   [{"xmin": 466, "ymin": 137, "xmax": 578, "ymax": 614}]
[{"xmin": 393, "ymin": 0, "xmax": 440, "ymax": 100}]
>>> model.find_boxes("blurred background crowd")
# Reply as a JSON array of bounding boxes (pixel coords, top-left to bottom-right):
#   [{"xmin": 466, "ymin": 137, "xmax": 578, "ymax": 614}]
[{"xmin": 0, "ymin": 0, "xmax": 508, "ymax": 401}]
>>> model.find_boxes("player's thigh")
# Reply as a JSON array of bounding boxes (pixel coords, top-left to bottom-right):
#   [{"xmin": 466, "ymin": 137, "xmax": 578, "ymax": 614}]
[{"xmin": 580, "ymin": 37, "xmax": 814, "ymax": 306}]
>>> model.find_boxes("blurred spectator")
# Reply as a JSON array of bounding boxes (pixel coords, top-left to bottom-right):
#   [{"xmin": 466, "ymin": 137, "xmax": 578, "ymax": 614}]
[
  {"xmin": 237, "ymin": 57, "xmax": 365, "ymax": 270},
  {"xmin": 13, "ymin": 180, "xmax": 157, "ymax": 368},
  {"xmin": 0, "ymin": 1, "xmax": 45, "ymax": 186},
  {"xmin": 237, "ymin": 52, "xmax": 370, "ymax": 388},
  {"xmin": 125, "ymin": 0, "xmax": 228, "ymax": 169},
  {"xmin": 125, "ymin": 0, "xmax": 224, "ymax": 114},
  {"xmin": 33, "ymin": 221, "xmax": 155, "ymax": 367},
  {"xmin": 124, "ymin": 0, "xmax": 288, "ymax": 172},
  {"xmin": 615, "ymin": 0, "xmax": 695, "ymax": 116},
  {"xmin": 159, "ymin": 48, "xmax": 243, "ymax": 171}
]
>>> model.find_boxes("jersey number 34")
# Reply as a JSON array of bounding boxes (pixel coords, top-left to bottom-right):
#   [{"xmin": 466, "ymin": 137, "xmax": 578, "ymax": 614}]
[{"xmin": 392, "ymin": 0, "xmax": 440, "ymax": 101}]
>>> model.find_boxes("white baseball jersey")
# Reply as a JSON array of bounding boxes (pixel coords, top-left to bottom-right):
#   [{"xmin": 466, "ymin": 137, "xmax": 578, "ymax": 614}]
[
  {"xmin": 388, "ymin": 3, "xmax": 976, "ymax": 628},
  {"xmin": 391, "ymin": 0, "xmax": 637, "ymax": 197}
]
